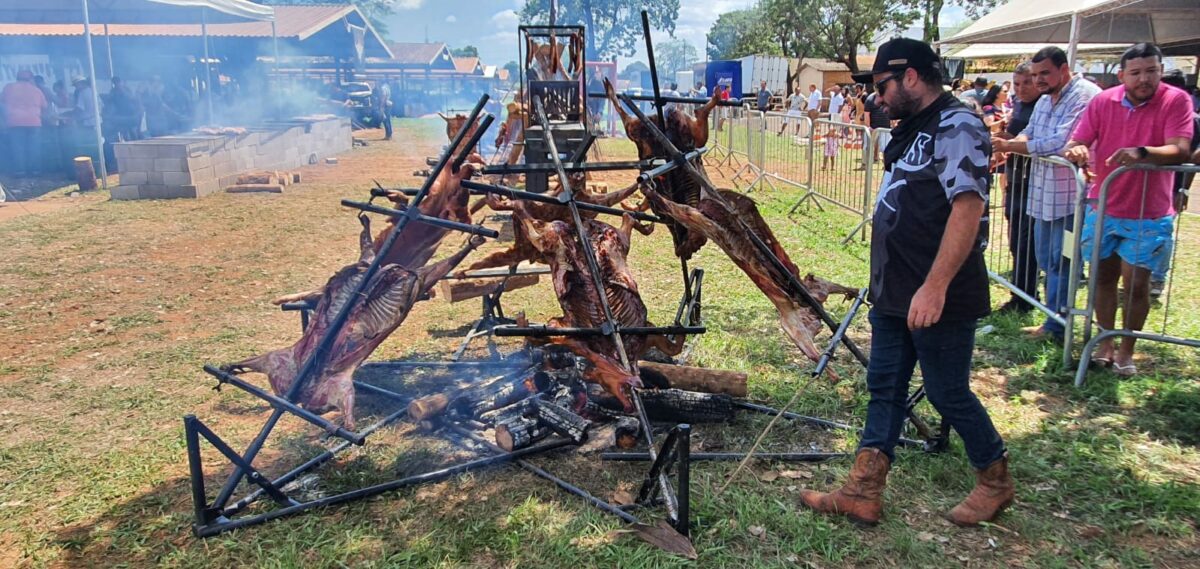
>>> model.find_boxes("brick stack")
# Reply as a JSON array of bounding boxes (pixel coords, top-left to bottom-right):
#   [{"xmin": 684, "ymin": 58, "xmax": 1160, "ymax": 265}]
[{"xmin": 111, "ymin": 117, "xmax": 352, "ymax": 200}]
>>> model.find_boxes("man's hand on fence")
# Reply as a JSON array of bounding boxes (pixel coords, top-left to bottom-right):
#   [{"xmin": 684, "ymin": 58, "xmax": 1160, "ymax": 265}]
[
  {"xmin": 1064, "ymin": 145, "xmax": 1090, "ymax": 167},
  {"xmin": 1106, "ymin": 147, "xmax": 1145, "ymax": 167}
]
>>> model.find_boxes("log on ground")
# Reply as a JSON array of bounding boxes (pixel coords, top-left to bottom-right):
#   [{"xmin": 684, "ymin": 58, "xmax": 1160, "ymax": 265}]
[
  {"xmin": 437, "ymin": 273, "xmax": 540, "ymax": 303},
  {"xmin": 638, "ymin": 361, "xmax": 748, "ymax": 397},
  {"xmin": 496, "ymin": 416, "xmax": 549, "ymax": 451}
]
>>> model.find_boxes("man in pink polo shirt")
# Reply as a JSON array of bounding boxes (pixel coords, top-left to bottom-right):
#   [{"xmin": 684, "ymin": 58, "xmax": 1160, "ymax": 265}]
[
  {"xmin": 1064, "ymin": 43, "xmax": 1193, "ymax": 376},
  {"xmin": 1, "ymin": 69, "xmax": 48, "ymax": 176}
]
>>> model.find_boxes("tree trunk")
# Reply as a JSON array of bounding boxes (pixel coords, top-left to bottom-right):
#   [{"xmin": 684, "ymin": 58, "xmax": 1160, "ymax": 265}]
[{"xmin": 637, "ymin": 361, "xmax": 748, "ymax": 397}]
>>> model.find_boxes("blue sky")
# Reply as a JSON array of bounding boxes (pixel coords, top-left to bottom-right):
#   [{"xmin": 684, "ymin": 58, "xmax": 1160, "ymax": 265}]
[{"xmin": 383, "ymin": 1, "xmax": 970, "ymax": 69}]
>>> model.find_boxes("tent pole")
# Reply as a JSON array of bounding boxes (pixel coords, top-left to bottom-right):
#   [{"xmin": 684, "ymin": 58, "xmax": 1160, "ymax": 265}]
[
  {"xmin": 271, "ymin": 20, "xmax": 280, "ymax": 85},
  {"xmin": 81, "ymin": 0, "xmax": 108, "ymax": 190},
  {"xmin": 202, "ymin": 8, "xmax": 214, "ymax": 123},
  {"xmin": 1066, "ymin": 12, "xmax": 1081, "ymax": 69},
  {"xmin": 103, "ymin": 24, "xmax": 114, "ymax": 78}
]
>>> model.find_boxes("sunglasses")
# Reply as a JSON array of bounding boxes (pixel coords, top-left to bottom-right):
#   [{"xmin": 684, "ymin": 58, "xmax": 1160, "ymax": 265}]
[{"xmin": 874, "ymin": 72, "xmax": 904, "ymax": 96}]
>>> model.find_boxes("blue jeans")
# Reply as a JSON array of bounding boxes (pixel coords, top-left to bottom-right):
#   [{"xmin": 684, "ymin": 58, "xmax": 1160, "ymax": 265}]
[
  {"xmin": 1033, "ymin": 215, "xmax": 1073, "ymax": 335},
  {"xmin": 859, "ymin": 311, "xmax": 1006, "ymax": 470}
]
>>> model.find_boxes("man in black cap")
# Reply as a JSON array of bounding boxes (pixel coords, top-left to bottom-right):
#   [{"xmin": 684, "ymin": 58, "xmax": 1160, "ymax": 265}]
[{"xmin": 797, "ymin": 38, "xmax": 1013, "ymax": 528}]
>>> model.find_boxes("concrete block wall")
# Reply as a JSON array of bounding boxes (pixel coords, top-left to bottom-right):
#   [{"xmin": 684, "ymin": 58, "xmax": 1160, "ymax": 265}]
[{"xmin": 112, "ymin": 117, "xmax": 352, "ymax": 200}]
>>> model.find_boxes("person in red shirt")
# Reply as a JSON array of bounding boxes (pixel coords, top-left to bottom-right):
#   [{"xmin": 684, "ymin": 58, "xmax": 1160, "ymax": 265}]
[
  {"xmin": 1, "ymin": 69, "xmax": 49, "ymax": 175},
  {"xmin": 1064, "ymin": 43, "xmax": 1193, "ymax": 376}
]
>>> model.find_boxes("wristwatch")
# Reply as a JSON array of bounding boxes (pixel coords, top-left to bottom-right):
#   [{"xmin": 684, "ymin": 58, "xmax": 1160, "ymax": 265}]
[{"xmin": 1136, "ymin": 146, "xmax": 1149, "ymax": 159}]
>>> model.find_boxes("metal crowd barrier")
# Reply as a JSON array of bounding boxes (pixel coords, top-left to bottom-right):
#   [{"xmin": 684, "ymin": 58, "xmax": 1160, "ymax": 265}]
[
  {"xmin": 788, "ymin": 119, "xmax": 876, "ymax": 243},
  {"xmin": 759, "ymin": 110, "xmax": 813, "ymax": 192},
  {"xmin": 1073, "ymin": 163, "xmax": 1200, "ymax": 386},
  {"xmin": 984, "ymin": 153, "xmax": 1089, "ymax": 369}
]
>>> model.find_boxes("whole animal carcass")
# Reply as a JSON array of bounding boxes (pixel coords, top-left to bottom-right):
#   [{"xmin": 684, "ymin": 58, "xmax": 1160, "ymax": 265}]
[
  {"xmin": 223, "ymin": 215, "xmax": 485, "ymax": 429},
  {"xmin": 601, "ymin": 78, "xmax": 856, "ymax": 368},
  {"xmin": 459, "ymin": 174, "xmax": 642, "ymax": 275},
  {"xmin": 513, "ymin": 205, "xmax": 681, "ymax": 409},
  {"xmin": 273, "ymin": 152, "xmax": 483, "ymax": 306},
  {"xmin": 602, "ymin": 77, "xmax": 718, "ymax": 260},
  {"xmin": 641, "ymin": 186, "xmax": 856, "ymax": 367}
]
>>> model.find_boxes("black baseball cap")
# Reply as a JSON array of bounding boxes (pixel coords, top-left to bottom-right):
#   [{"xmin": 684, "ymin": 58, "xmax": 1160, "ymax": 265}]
[{"xmin": 852, "ymin": 38, "xmax": 941, "ymax": 84}]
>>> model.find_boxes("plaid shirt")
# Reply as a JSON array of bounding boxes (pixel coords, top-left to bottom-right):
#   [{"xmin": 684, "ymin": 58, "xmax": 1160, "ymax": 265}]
[{"xmin": 1020, "ymin": 76, "xmax": 1102, "ymax": 221}]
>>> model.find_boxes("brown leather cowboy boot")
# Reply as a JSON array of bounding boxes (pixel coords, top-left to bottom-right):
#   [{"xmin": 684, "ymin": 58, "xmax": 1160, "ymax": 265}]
[
  {"xmin": 945, "ymin": 454, "xmax": 1015, "ymax": 527},
  {"xmin": 798, "ymin": 447, "xmax": 890, "ymax": 526}
]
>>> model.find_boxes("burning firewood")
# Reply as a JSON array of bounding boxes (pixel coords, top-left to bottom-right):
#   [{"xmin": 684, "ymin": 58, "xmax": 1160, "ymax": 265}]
[
  {"xmin": 637, "ymin": 361, "xmax": 748, "ymax": 397},
  {"xmin": 588, "ymin": 387, "xmax": 735, "ymax": 424},
  {"xmin": 220, "ymin": 215, "xmax": 485, "ymax": 429},
  {"xmin": 533, "ymin": 399, "xmax": 590, "ymax": 444},
  {"xmin": 496, "ymin": 416, "xmax": 550, "ymax": 451}
]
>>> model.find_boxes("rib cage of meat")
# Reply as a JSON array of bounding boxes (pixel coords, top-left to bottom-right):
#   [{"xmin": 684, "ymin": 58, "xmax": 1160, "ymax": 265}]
[{"xmin": 223, "ymin": 216, "xmax": 482, "ymax": 429}]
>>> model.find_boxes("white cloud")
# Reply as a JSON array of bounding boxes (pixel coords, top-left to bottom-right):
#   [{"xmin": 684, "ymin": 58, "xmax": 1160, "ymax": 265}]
[
  {"xmin": 445, "ymin": 15, "xmax": 458, "ymax": 23},
  {"xmin": 395, "ymin": 0, "xmax": 426, "ymax": 9},
  {"xmin": 490, "ymin": 9, "xmax": 519, "ymax": 28}
]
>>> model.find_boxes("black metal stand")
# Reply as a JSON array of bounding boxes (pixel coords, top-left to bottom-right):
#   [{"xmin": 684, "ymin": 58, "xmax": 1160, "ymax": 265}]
[{"xmin": 185, "ymin": 97, "xmax": 529, "ymax": 538}]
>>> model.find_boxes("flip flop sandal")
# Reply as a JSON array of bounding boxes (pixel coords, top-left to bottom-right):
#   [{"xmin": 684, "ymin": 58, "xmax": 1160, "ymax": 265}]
[
  {"xmin": 1113, "ymin": 362, "xmax": 1137, "ymax": 377},
  {"xmin": 1090, "ymin": 354, "xmax": 1113, "ymax": 368}
]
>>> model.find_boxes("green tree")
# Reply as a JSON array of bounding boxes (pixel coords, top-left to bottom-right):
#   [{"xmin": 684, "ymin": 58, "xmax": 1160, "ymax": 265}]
[
  {"xmin": 759, "ymin": 0, "xmax": 823, "ymax": 89},
  {"xmin": 809, "ymin": 0, "xmax": 919, "ymax": 73},
  {"xmin": 503, "ymin": 60, "xmax": 521, "ymax": 81},
  {"xmin": 451, "ymin": 45, "xmax": 480, "ymax": 58},
  {"xmin": 519, "ymin": 0, "xmax": 681, "ymax": 61},
  {"xmin": 908, "ymin": 0, "xmax": 997, "ymax": 44},
  {"xmin": 258, "ymin": 0, "xmax": 397, "ymax": 37},
  {"xmin": 706, "ymin": 8, "xmax": 777, "ymax": 60},
  {"xmin": 619, "ymin": 61, "xmax": 649, "ymax": 80},
  {"xmin": 654, "ymin": 38, "xmax": 698, "ymax": 79}
]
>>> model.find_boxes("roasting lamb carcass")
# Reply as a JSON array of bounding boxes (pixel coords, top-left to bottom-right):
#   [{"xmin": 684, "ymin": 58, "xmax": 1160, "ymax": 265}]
[
  {"xmin": 272, "ymin": 152, "xmax": 484, "ymax": 307},
  {"xmin": 223, "ymin": 215, "xmax": 485, "ymax": 429},
  {"xmin": 640, "ymin": 187, "xmax": 855, "ymax": 369},
  {"xmin": 602, "ymin": 77, "xmax": 719, "ymax": 260},
  {"xmin": 459, "ymin": 174, "xmax": 644, "ymax": 275},
  {"xmin": 513, "ymin": 208, "xmax": 680, "ymax": 408}
]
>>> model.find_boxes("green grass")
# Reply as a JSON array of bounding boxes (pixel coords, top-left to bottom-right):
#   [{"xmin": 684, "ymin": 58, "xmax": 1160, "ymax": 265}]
[{"xmin": 0, "ymin": 120, "xmax": 1196, "ymax": 568}]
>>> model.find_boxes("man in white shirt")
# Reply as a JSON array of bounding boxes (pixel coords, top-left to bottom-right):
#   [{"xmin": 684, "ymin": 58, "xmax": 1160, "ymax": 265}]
[
  {"xmin": 778, "ymin": 84, "xmax": 807, "ymax": 137},
  {"xmin": 806, "ymin": 84, "xmax": 821, "ymax": 121},
  {"xmin": 827, "ymin": 87, "xmax": 845, "ymax": 122}
]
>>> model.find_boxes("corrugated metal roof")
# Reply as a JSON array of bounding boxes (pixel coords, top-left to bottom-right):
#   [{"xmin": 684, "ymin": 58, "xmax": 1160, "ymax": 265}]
[{"xmin": 0, "ymin": 5, "xmax": 347, "ymax": 39}]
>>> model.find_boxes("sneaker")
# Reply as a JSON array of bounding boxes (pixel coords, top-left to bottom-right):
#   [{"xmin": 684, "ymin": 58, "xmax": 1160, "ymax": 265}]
[{"xmin": 1150, "ymin": 279, "xmax": 1165, "ymax": 299}]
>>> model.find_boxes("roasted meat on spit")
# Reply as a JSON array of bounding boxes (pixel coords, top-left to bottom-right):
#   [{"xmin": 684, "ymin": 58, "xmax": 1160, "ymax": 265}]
[
  {"xmin": 459, "ymin": 174, "xmax": 643, "ymax": 275},
  {"xmin": 223, "ymin": 215, "xmax": 485, "ymax": 429},
  {"xmin": 273, "ymin": 151, "xmax": 483, "ymax": 306},
  {"xmin": 600, "ymin": 78, "xmax": 856, "ymax": 368},
  {"xmin": 514, "ymin": 205, "xmax": 681, "ymax": 408},
  {"xmin": 641, "ymin": 187, "xmax": 855, "ymax": 366},
  {"xmin": 602, "ymin": 77, "xmax": 719, "ymax": 260}
]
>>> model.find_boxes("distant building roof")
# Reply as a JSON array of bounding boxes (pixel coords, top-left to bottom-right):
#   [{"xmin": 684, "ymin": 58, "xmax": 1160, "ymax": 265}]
[
  {"xmin": 798, "ymin": 56, "xmax": 876, "ymax": 73},
  {"xmin": 453, "ymin": 56, "xmax": 481, "ymax": 75},
  {"xmin": 0, "ymin": 5, "xmax": 392, "ymax": 58},
  {"xmin": 387, "ymin": 42, "xmax": 456, "ymax": 69}
]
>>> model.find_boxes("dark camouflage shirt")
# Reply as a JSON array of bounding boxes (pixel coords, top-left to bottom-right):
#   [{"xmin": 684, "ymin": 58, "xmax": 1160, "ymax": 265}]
[{"xmin": 869, "ymin": 93, "xmax": 992, "ymax": 320}]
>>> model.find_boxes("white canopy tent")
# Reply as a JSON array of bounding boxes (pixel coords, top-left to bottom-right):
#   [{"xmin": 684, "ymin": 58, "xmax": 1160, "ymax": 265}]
[
  {"xmin": 0, "ymin": 0, "xmax": 274, "ymax": 188},
  {"xmin": 942, "ymin": 0, "xmax": 1200, "ymax": 65}
]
